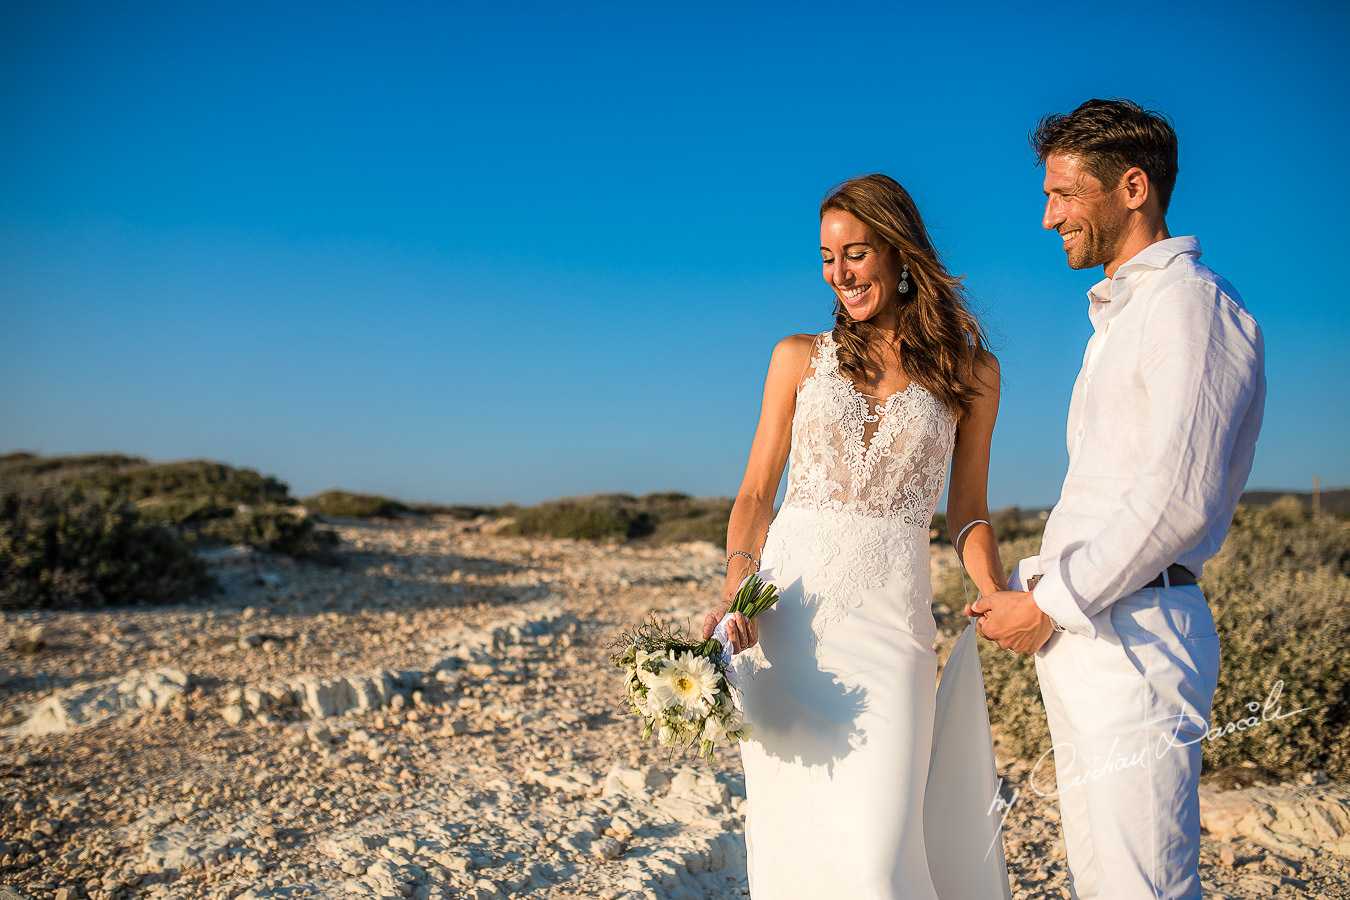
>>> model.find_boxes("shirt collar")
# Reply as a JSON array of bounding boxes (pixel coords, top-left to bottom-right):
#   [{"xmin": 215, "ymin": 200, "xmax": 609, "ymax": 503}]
[{"xmin": 1086, "ymin": 236, "xmax": 1203, "ymax": 317}]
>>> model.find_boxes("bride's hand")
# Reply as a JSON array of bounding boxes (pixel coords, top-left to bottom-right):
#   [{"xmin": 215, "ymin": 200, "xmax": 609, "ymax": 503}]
[
  {"xmin": 701, "ymin": 600, "xmax": 730, "ymax": 641},
  {"xmin": 702, "ymin": 600, "xmax": 758, "ymax": 654}
]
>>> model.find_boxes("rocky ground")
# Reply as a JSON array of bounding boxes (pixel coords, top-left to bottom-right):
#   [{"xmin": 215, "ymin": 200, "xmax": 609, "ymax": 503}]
[{"xmin": 1, "ymin": 517, "xmax": 1347, "ymax": 899}]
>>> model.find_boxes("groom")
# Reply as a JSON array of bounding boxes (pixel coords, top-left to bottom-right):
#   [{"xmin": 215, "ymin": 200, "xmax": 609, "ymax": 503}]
[{"xmin": 970, "ymin": 99, "xmax": 1266, "ymax": 899}]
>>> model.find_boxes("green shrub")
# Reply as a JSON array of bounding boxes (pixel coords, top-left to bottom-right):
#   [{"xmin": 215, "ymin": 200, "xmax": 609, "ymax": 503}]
[
  {"xmin": 650, "ymin": 516, "xmax": 729, "ymax": 546},
  {"xmin": 408, "ymin": 503, "xmax": 495, "ymax": 520},
  {"xmin": 0, "ymin": 453, "xmax": 337, "ymax": 561},
  {"xmin": 502, "ymin": 492, "xmax": 734, "ymax": 544},
  {"xmin": 303, "ymin": 490, "xmax": 409, "ymax": 519},
  {"xmin": 1242, "ymin": 488, "xmax": 1350, "ymax": 519},
  {"xmin": 507, "ymin": 501, "xmax": 633, "ymax": 540},
  {"xmin": 198, "ymin": 504, "xmax": 339, "ymax": 557},
  {"xmin": 0, "ymin": 453, "xmax": 291, "ymax": 508},
  {"xmin": 78, "ymin": 459, "xmax": 291, "ymax": 506},
  {"xmin": 0, "ymin": 452, "xmax": 147, "ymax": 486},
  {"xmin": 1208, "ymin": 496, "xmax": 1349, "ymax": 574},
  {"xmin": 1202, "ymin": 500, "xmax": 1350, "ymax": 778},
  {"xmin": 0, "ymin": 486, "xmax": 213, "ymax": 610},
  {"xmin": 943, "ymin": 500, "xmax": 1350, "ymax": 778},
  {"xmin": 132, "ymin": 495, "xmax": 336, "ymax": 557},
  {"xmin": 133, "ymin": 495, "xmax": 241, "ymax": 528}
]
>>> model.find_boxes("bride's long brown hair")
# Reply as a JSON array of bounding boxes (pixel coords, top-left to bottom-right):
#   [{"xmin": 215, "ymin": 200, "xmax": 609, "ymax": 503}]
[{"xmin": 821, "ymin": 174, "xmax": 989, "ymax": 417}]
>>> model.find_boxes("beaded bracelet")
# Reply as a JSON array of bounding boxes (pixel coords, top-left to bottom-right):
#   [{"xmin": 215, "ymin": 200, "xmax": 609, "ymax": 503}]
[{"xmin": 726, "ymin": 550, "xmax": 760, "ymax": 572}]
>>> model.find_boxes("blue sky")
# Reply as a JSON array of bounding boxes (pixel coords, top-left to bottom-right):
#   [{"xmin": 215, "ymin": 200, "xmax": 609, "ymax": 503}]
[{"xmin": 2, "ymin": 1, "xmax": 1347, "ymax": 509}]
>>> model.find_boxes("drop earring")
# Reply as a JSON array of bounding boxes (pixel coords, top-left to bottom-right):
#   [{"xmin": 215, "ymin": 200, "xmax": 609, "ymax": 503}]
[{"xmin": 897, "ymin": 264, "xmax": 910, "ymax": 294}]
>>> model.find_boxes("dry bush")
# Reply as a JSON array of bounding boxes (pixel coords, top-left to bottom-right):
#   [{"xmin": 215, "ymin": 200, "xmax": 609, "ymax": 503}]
[
  {"xmin": 408, "ymin": 503, "xmax": 496, "ymax": 520},
  {"xmin": 0, "ymin": 453, "xmax": 338, "ymax": 571},
  {"xmin": 503, "ymin": 492, "xmax": 732, "ymax": 544},
  {"xmin": 303, "ymin": 490, "xmax": 410, "ymax": 519},
  {"xmin": 79, "ymin": 458, "xmax": 292, "ymax": 506},
  {"xmin": 1202, "ymin": 499, "xmax": 1350, "ymax": 777},
  {"xmin": 938, "ymin": 501, "xmax": 1350, "ymax": 778},
  {"xmin": 0, "ymin": 486, "xmax": 213, "ymax": 610},
  {"xmin": 506, "ymin": 500, "xmax": 633, "ymax": 541}
]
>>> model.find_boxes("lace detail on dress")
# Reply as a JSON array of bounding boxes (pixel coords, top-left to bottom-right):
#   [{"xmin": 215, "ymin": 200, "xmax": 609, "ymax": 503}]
[{"xmin": 770, "ymin": 331, "xmax": 957, "ymax": 635}]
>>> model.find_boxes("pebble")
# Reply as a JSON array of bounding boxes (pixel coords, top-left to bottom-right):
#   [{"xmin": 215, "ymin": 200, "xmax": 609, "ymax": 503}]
[{"xmin": 592, "ymin": 836, "xmax": 624, "ymax": 860}]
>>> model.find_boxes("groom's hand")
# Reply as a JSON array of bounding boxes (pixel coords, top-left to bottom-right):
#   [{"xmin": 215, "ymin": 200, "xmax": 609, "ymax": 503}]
[{"xmin": 969, "ymin": 590, "xmax": 1053, "ymax": 654}]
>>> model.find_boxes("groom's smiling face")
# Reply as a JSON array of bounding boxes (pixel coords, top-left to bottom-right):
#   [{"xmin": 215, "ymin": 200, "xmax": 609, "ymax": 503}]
[{"xmin": 1042, "ymin": 153, "xmax": 1129, "ymax": 272}]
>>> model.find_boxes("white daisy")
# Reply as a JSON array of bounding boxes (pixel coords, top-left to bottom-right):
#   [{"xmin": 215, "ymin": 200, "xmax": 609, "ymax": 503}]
[{"xmin": 649, "ymin": 650, "xmax": 720, "ymax": 714}]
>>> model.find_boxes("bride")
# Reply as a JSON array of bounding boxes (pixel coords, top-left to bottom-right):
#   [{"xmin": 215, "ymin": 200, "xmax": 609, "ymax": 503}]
[{"xmin": 703, "ymin": 174, "xmax": 1010, "ymax": 897}]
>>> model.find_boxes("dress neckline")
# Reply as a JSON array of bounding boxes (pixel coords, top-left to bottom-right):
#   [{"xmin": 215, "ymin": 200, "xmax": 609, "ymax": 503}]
[
  {"xmin": 844, "ymin": 377, "xmax": 916, "ymax": 409},
  {"xmin": 817, "ymin": 331, "xmax": 917, "ymax": 408}
]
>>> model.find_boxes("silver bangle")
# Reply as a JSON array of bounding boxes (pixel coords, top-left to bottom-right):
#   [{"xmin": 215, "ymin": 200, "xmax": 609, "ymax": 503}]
[
  {"xmin": 726, "ymin": 550, "xmax": 760, "ymax": 571},
  {"xmin": 953, "ymin": 518, "xmax": 991, "ymax": 551}
]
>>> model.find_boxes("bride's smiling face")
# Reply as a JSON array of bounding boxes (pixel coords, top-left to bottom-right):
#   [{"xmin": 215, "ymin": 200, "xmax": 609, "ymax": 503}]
[{"xmin": 820, "ymin": 210, "xmax": 903, "ymax": 327}]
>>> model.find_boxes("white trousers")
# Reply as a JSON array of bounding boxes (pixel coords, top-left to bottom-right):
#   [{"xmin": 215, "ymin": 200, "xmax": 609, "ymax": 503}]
[{"xmin": 1033, "ymin": 585, "xmax": 1220, "ymax": 900}]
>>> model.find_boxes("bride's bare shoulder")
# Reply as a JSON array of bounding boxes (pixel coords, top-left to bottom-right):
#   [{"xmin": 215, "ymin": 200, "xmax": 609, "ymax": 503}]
[
  {"xmin": 761, "ymin": 333, "xmax": 820, "ymax": 393},
  {"xmin": 771, "ymin": 332, "xmax": 819, "ymax": 367}
]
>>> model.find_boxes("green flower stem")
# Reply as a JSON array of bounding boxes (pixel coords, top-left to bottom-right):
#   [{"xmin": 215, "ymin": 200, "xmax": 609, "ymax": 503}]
[
  {"xmin": 695, "ymin": 637, "xmax": 724, "ymax": 657},
  {"xmin": 731, "ymin": 573, "xmax": 780, "ymax": 617}
]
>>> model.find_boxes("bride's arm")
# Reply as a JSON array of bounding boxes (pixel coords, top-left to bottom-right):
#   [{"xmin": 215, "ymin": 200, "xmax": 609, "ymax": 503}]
[
  {"xmin": 702, "ymin": 333, "xmax": 814, "ymax": 652},
  {"xmin": 945, "ymin": 351, "xmax": 1006, "ymax": 597}
]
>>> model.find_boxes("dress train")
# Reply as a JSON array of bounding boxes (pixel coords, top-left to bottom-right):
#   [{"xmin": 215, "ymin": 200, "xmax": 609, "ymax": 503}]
[{"xmin": 925, "ymin": 622, "xmax": 1013, "ymax": 899}]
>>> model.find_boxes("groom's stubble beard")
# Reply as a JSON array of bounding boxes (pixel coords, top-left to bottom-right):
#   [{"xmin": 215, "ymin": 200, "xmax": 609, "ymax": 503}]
[{"xmin": 1065, "ymin": 210, "xmax": 1126, "ymax": 271}]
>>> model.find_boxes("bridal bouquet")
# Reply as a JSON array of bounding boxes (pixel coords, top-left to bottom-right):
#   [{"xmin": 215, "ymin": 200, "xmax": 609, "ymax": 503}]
[{"xmin": 611, "ymin": 573, "xmax": 779, "ymax": 759}]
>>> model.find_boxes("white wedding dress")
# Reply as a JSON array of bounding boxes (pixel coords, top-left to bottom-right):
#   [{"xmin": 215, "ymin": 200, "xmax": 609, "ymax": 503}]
[{"xmin": 734, "ymin": 332, "xmax": 1010, "ymax": 898}]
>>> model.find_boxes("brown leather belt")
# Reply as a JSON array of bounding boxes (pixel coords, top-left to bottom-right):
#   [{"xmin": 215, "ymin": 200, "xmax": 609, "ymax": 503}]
[
  {"xmin": 1142, "ymin": 563, "xmax": 1197, "ymax": 589},
  {"xmin": 1026, "ymin": 563, "xmax": 1197, "ymax": 593}
]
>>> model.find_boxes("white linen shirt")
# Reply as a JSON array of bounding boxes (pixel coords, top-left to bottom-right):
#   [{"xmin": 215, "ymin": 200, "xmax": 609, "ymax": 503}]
[{"xmin": 1032, "ymin": 236, "xmax": 1266, "ymax": 638}]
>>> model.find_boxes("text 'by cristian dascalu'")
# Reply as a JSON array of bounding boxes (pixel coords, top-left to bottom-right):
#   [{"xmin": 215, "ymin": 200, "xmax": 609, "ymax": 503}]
[{"xmin": 982, "ymin": 677, "xmax": 1310, "ymax": 827}]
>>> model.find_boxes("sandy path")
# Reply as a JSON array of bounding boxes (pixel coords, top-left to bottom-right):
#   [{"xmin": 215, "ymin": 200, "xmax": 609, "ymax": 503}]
[{"xmin": 2, "ymin": 518, "xmax": 1345, "ymax": 899}]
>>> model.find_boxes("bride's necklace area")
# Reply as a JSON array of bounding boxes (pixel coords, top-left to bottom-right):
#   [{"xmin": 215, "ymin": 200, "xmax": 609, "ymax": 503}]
[{"xmin": 851, "ymin": 340, "xmax": 912, "ymax": 401}]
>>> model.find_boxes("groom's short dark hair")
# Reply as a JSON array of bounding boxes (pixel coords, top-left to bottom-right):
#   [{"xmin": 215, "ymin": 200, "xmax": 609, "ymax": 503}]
[{"xmin": 1032, "ymin": 98, "xmax": 1180, "ymax": 214}]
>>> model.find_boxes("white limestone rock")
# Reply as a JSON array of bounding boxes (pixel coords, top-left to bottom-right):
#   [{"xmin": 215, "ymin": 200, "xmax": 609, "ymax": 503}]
[
  {"xmin": 11, "ymin": 668, "xmax": 191, "ymax": 736},
  {"xmin": 1200, "ymin": 783, "xmax": 1350, "ymax": 857},
  {"xmin": 142, "ymin": 824, "xmax": 247, "ymax": 872}
]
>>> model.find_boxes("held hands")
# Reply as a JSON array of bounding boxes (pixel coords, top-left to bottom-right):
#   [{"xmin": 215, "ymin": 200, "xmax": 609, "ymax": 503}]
[
  {"xmin": 702, "ymin": 598, "xmax": 758, "ymax": 654},
  {"xmin": 967, "ymin": 590, "xmax": 1053, "ymax": 654}
]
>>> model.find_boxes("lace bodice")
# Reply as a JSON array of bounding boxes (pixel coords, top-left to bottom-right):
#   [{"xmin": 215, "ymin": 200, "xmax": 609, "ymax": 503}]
[
  {"xmin": 782, "ymin": 331, "xmax": 957, "ymax": 525},
  {"xmin": 752, "ymin": 331, "xmax": 958, "ymax": 639}
]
